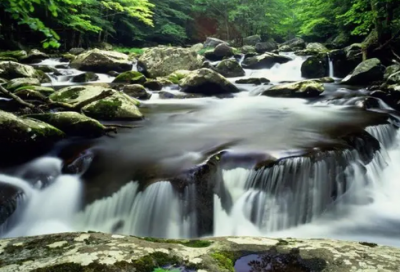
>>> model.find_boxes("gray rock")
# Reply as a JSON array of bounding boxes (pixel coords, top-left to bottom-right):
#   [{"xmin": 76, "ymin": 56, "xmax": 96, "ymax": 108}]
[
  {"xmin": 235, "ymin": 78, "xmax": 270, "ymax": 85},
  {"xmin": 69, "ymin": 48, "xmax": 85, "ymax": 55},
  {"xmin": 301, "ymin": 54, "xmax": 328, "ymax": 78},
  {"xmin": 214, "ymin": 43, "xmax": 234, "ymax": 59},
  {"xmin": 0, "ymin": 61, "xmax": 39, "ymax": 79},
  {"xmin": 143, "ymin": 80, "xmax": 163, "ymax": 91},
  {"xmin": 242, "ymin": 53, "xmax": 292, "ymax": 69},
  {"xmin": 306, "ymin": 43, "xmax": 328, "ymax": 52},
  {"xmin": 190, "ymin": 43, "xmax": 204, "ymax": 52},
  {"xmin": 112, "ymin": 71, "xmax": 146, "ymax": 84},
  {"xmin": 255, "ymin": 40, "xmax": 278, "ymax": 53},
  {"xmin": 22, "ymin": 49, "xmax": 48, "ymax": 64},
  {"xmin": 122, "ymin": 84, "xmax": 152, "ymax": 100},
  {"xmin": 329, "ymin": 49, "xmax": 362, "ymax": 78},
  {"xmin": 341, "ymin": 58, "xmax": 384, "ymax": 85},
  {"xmin": 204, "ymin": 37, "xmax": 227, "ymax": 48},
  {"xmin": 241, "ymin": 46, "xmax": 256, "ymax": 54},
  {"xmin": 71, "ymin": 72, "xmax": 99, "ymax": 83},
  {"xmin": 215, "ymin": 59, "xmax": 245, "ymax": 78},
  {"xmin": 262, "ymin": 80, "xmax": 324, "ymax": 98},
  {"xmin": 280, "ymin": 37, "xmax": 306, "ymax": 50},
  {"xmin": 243, "ymin": 35, "xmax": 261, "ymax": 46}
]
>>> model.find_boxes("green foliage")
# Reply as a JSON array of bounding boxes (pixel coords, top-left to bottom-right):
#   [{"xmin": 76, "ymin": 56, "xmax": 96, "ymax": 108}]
[
  {"xmin": 114, "ymin": 47, "xmax": 144, "ymax": 55},
  {"xmin": 153, "ymin": 268, "xmax": 180, "ymax": 272}
]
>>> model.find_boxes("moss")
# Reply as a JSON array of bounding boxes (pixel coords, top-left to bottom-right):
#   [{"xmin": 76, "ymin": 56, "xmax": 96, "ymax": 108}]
[
  {"xmin": 50, "ymin": 87, "xmax": 85, "ymax": 102},
  {"xmin": 139, "ymin": 237, "xmax": 212, "ymax": 248},
  {"xmin": 15, "ymin": 85, "xmax": 55, "ymax": 96},
  {"xmin": 131, "ymin": 252, "xmax": 180, "ymax": 272},
  {"xmin": 167, "ymin": 73, "xmax": 187, "ymax": 85},
  {"xmin": 197, "ymin": 47, "xmax": 214, "ymax": 56},
  {"xmin": 113, "ymin": 71, "xmax": 146, "ymax": 84},
  {"xmin": 0, "ymin": 50, "xmax": 27, "ymax": 60},
  {"xmin": 210, "ymin": 251, "xmax": 236, "ymax": 272},
  {"xmin": 0, "ymin": 56, "xmax": 18, "ymax": 62},
  {"xmin": 84, "ymin": 98, "xmax": 122, "ymax": 119}
]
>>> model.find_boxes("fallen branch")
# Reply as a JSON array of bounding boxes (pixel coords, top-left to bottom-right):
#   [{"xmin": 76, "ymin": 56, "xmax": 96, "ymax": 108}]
[
  {"xmin": 391, "ymin": 48, "xmax": 400, "ymax": 63},
  {"xmin": 0, "ymin": 85, "xmax": 37, "ymax": 110}
]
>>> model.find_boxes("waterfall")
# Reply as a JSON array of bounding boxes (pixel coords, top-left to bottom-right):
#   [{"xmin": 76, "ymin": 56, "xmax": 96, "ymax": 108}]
[{"xmin": 328, "ymin": 53, "xmax": 334, "ymax": 78}]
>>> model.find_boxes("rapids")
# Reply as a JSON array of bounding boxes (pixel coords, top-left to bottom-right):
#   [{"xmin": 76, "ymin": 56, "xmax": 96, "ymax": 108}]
[{"xmin": 1, "ymin": 53, "xmax": 400, "ymax": 249}]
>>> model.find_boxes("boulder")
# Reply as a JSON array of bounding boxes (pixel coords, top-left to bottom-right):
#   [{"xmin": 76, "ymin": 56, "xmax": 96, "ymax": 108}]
[
  {"xmin": 255, "ymin": 40, "xmax": 278, "ymax": 54},
  {"xmin": 341, "ymin": 58, "xmax": 384, "ymax": 85},
  {"xmin": 384, "ymin": 64, "xmax": 400, "ymax": 80},
  {"xmin": 166, "ymin": 70, "xmax": 192, "ymax": 84},
  {"xmin": 14, "ymin": 85, "xmax": 55, "ymax": 96},
  {"xmin": 0, "ymin": 61, "xmax": 39, "ymax": 79},
  {"xmin": 235, "ymin": 78, "xmax": 270, "ymax": 85},
  {"xmin": 262, "ymin": 80, "xmax": 324, "ymax": 98},
  {"xmin": 143, "ymin": 80, "xmax": 163, "ymax": 91},
  {"xmin": 122, "ymin": 84, "xmax": 152, "ymax": 100},
  {"xmin": 332, "ymin": 32, "xmax": 351, "ymax": 48},
  {"xmin": 95, "ymin": 42, "xmax": 113, "ymax": 50},
  {"xmin": 213, "ymin": 43, "xmax": 234, "ymax": 59},
  {"xmin": 329, "ymin": 49, "xmax": 362, "ymax": 78},
  {"xmin": 301, "ymin": 54, "xmax": 328, "ymax": 78},
  {"xmin": 280, "ymin": 38, "xmax": 306, "ymax": 51},
  {"xmin": 242, "ymin": 53, "xmax": 292, "ymax": 69},
  {"xmin": 6, "ymin": 77, "xmax": 40, "ymax": 91},
  {"xmin": 21, "ymin": 49, "xmax": 48, "ymax": 64},
  {"xmin": 35, "ymin": 70, "xmax": 52, "ymax": 83},
  {"xmin": 61, "ymin": 53, "xmax": 76, "ymax": 62},
  {"xmin": 35, "ymin": 65, "xmax": 59, "ymax": 74},
  {"xmin": 14, "ymin": 89, "xmax": 48, "ymax": 100},
  {"xmin": 26, "ymin": 112, "xmax": 106, "ymax": 137},
  {"xmin": 70, "ymin": 49, "xmax": 132, "ymax": 73},
  {"xmin": 204, "ymin": 37, "xmax": 227, "ymax": 48},
  {"xmin": 0, "ymin": 50, "xmax": 27, "ymax": 61},
  {"xmin": 243, "ymin": 35, "xmax": 261, "ymax": 46},
  {"xmin": 306, "ymin": 43, "xmax": 328, "ymax": 53},
  {"xmin": 180, "ymin": 68, "xmax": 240, "ymax": 95},
  {"xmin": 112, "ymin": 71, "xmax": 146, "ymax": 84},
  {"xmin": 49, "ymin": 86, "xmax": 143, "ymax": 121},
  {"xmin": 387, "ymin": 71, "xmax": 400, "ymax": 84},
  {"xmin": 138, "ymin": 47, "xmax": 202, "ymax": 78},
  {"xmin": 215, "ymin": 59, "xmax": 245, "ymax": 78},
  {"xmin": 241, "ymin": 46, "xmax": 256, "ymax": 54},
  {"xmin": 190, "ymin": 43, "xmax": 204, "ymax": 52},
  {"xmin": 69, "ymin": 48, "xmax": 85, "ymax": 55},
  {"xmin": 71, "ymin": 72, "xmax": 99, "ymax": 83}
]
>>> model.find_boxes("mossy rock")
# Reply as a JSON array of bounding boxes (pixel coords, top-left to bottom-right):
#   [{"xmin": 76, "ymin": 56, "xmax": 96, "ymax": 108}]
[
  {"xmin": 0, "ymin": 50, "xmax": 27, "ymax": 60},
  {"xmin": 166, "ymin": 70, "xmax": 191, "ymax": 84},
  {"xmin": 61, "ymin": 53, "xmax": 76, "ymax": 62},
  {"xmin": 71, "ymin": 72, "xmax": 99, "ymax": 83},
  {"xmin": 0, "ymin": 78, "xmax": 8, "ymax": 85},
  {"xmin": 26, "ymin": 112, "xmax": 106, "ymax": 138},
  {"xmin": 14, "ymin": 89, "xmax": 47, "ymax": 100},
  {"xmin": 215, "ymin": 59, "xmax": 245, "ymax": 78},
  {"xmin": 235, "ymin": 77, "xmax": 270, "ymax": 85},
  {"xmin": 341, "ymin": 58, "xmax": 384, "ymax": 85},
  {"xmin": 15, "ymin": 85, "xmax": 55, "ymax": 96},
  {"xmin": 112, "ymin": 71, "xmax": 146, "ymax": 84},
  {"xmin": 0, "ymin": 56, "xmax": 18, "ymax": 62},
  {"xmin": 6, "ymin": 77, "xmax": 40, "ymax": 91},
  {"xmin": 143, "ymin": 80, "xmax": 163, "ymax": 90},
  {"xmin": 0, "ymin": 61, "xmax": 39, "ymax": 79},
  {"xmin": 123, "ymin": 84, "xmax": 152, "ymax": 100},
  {"xmin": 262, "ymin": 80, "xmax": 324, "ymax": 98}
]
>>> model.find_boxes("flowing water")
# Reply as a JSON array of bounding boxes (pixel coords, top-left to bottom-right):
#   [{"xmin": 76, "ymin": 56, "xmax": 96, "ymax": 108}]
[{"xmin": 1, "ymin": 53, "xmax": 400, "ymax": 248}]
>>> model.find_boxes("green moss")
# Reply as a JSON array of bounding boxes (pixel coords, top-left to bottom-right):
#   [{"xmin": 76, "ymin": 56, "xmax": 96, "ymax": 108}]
[
  {"xmin": 210, "ymin": 251, "xmax": 236, "ymax": 272},
  {"xmin": 0, "ymin": 50, "xmax": 27, "ymax": 60},
  {"xmin": 131, "ymin": 252, "xmax": 180, "ymax": 272},
  {"xmin": 153, "ymin": 268, "xmax": 180, "ymax": 272},
  {"xmin": 139, "ymin": 237, "xmax": 212, "ymax": 248},
  {"xmin": 15, "ymin": 85, "xmax": 55, "ymax": 96},
  {"xmin": 197, "ymin": 47, "xmax": 214, "ymax": 55},
  {"xmin": 84, "ymin": 98, "xmax": 122, "ymax": 118},
  {"xmin": 114, "ymin": 47, "xmax": 144, "ymax": 55},
  {"xmin": 167, "ymin": 73, "xmax": 187, "ymax": 85},
  {"xmin": 113, "ymin": 71, "xmax": 146, "ymax": 84},
  {"xmin": 50, "ymin": 87, "xmax": 85, "ymax": 102}
]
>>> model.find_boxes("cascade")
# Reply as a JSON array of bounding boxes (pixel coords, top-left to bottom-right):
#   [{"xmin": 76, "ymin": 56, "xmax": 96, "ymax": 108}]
[{"xmin": 328, "ymin": 53, "xmax": 334, "ymax": 78}]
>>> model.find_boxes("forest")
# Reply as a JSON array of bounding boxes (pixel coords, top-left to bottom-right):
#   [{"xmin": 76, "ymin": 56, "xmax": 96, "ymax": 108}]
[{"xmin": 0, "ymin": 0, "xmax": 399, "ymax": 53}]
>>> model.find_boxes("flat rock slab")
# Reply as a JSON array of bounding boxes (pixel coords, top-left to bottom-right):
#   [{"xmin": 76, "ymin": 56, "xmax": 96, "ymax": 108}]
[{"xmin": 0, "ymin": 232, "xmax": 399, "ymax": 271}]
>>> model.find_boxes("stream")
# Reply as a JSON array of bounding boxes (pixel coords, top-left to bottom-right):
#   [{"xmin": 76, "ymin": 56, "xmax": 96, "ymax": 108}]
[{"xmin": 1, "ymin": 53, "xmax": 400, "ymax": 248}]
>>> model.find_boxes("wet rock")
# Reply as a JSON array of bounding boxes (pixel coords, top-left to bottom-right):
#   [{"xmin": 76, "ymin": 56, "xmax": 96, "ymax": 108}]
[
  {"xmin": 301, "ymin": 54, "xmax": 328, "ymax": 78},
  {"xmin": 306, "ymin": 42, "xmax": 328, "ymax": 53},
  {"xmin": 112, "ymin": 71, "xmax": 146, "ymax": 84},
  {"xmin": 69, "ymin": 48, "xmax": 85, "ymax": 55},
  {"xmin": 244, "ymin": 35, "xmax": 261, "ymax": 46},
  {"xmin": 332, "ymin": 32, "xmax": 351, "ymax": 48},
  {"xmin": 241, "ymin": 45, "xmax": 256, "ymax": 54},
  {"xmin": 21, "ymin": 49, "xmax": 48, "ymax": 64},
  {"xmin": 143, "ymin": 80, "xmax": 163, "ymax": 91},
  {"xmin": 35, "ymin": 70, "xmax": 52, "ymax": 83},
  {"xmin": 71, "ymin": 72, "xmax": 99, "ymax": 83},
  {"xmin": 158, "ymin": 91, "xmax": 202, "ymax": 99},
  {"xmin": 190, "ymin": 43, "xmax": 204, "ymax": 52},
  {"xmin": 262, "ymin": 80, "xmax": 324, "ymax": 98},
  {"xmin": 0, "ymin": 183, "xmax": 21, "ymax": 225},
  {"xmin": 315, "ymin": 77, "xmax": 335, "ymax": 83},
  {"xmin": 0, "ymin": 61, "xmax": 40, "ymax": 79},
  {"xmin": 279, "ymin": 38, "xmax": 306, "ymax": 51},
  {"xmin": 0, "ymin": 50, "xmax": 27, "ymax": 61},
  {"xmin": 0, "ymin": 56, "xmax": 18, "ymax": 62},
  {"xmin": 215, "ymin": 59, "xmax": 245, "ymax": 78},
  {"xmin": 108, "ymin": 71, "xmax": 119, "ymax": 77},
  {"xmin": 71, "ymin": 49, "xmax": 132, "ymax": 73},
  {"xmin": 6, "ymin": 77, "xmax": 40, "ymax": 91},
  {"xmin": 35, "ymin": 65, "xmax": 59, "ymax": 74},
  {"xmin": 213, "ymin": 43, "xmax": 234, "ymax": 59},
  {"xmin": 235, "ymin": 77, "xmax": 270, "ymax": 85},
  {"xmin": 60, "ymin": 53, "xmax": 76, "ymax": 62},
  {"xmin": 204, "ymin": 37, "xmax": 227, "ymax": 48},
  {"xmin": 138, "ymin": 46, "xmax": 202, "ymax": 78},
  {"xmin": 122, "ymin": 84, "xmax": 152, "ymax": 100},
  {"xmin": 14, "ymin": 86, "xmax": 55, "ymax": 96},
  {"xmin": 255, "ymin": 40, "xmax": 278, "ymax": 53},
  {"xmin": 242, "ymin": 52, "xmax": 292, "ymax": 69},
  {"xmin": 384, "ymin": 64, "xmax": 400, "ymax": 80},
  {"xmin": 329, "ymin": 49, "xmax": 362, "ymax": 78},
  {"xmin": 180, "ymin": 68, "xmax": 240, "ymax": 95},
  {"xmin": 26, "ymin": 112, "xmax": 106, "ymax": 137},
  {"xmin": 166, "ymin": 70, "xmax": 191, "ymax": 84},
  {"xmin": 50, "ymin": 86, "xmax": 143, "ymax": 121},
  {"xmin": 342, "ymin": 58, "xmax": 384, "ymax": 85},
  {"xmin": 14, "ymin": 89, "xmax": 48, "ymax": 100}
]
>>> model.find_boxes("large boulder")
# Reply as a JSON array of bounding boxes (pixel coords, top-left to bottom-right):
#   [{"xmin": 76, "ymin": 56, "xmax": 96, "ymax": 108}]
[
  {"xmin": 49, "ymin": 86, "xmax": 143, "ymax": 121},
  {"xmin": 204, "ymin": 43, "xmax": 234, "ymax": 61},
  {"xmin": 280, "ymin": 38, "xmax": 306, "ymax": 51},
  {"xmin": 143, "ymin": 80, "xmax": 163, "ymax": 91},
  {"xmin": 243, "ymin": 35, "xmax": 261, "ymax": 46},
  {"xmin": 204, "ymin": 37, "xmax": 227, "ymax": 48},
  {"xmin": 6, "ymin": 77, "xmax": 40, "ymax": 91},
  {"xmin": 26, "ymin": 112, "xmax": 106, "ymax": 137},
  {"xmin": 112, "ymin": 71, "xmax": 146, "ymax": 84},
  {"xmin": 122, "ymin": 84, "xmax": 152, "ymax": 100},
  {"xmin": 138, "ymin": 47, "xmax": 202, "ymax": 78},
  {"xmin": 21, "ymin": 49, "xmax": 48, "ymax": 64},
  {"xmin": 180, "ymin": 68, "xmax": 240, "ymax": 95},
  {"xmin": 341, "ymin": 58, "xmax": 384, "ymax": 85},
  {"xmin": 70, "ymin": 49, "xmax": 132, "ymax": 73},
  {"xmin": 242, "ymin": 53, "xmax": 292, "ymax": 69},
  {"xmin": 329, "ymin": 49, "xmax": 362, "ymax": 78},
  {"xmin": 301, "ymin": 54, "xmax": 328, "ymax": 78},
  {"xmin": 255, "ymin": 40, "xmax": 278, "ymax": 54},
  {"xmin": 215, "ymin": 59, "xmax": 245, "ymax": 78},
  {"xmin": 262, "ymin": 80, "xmax": 324, "ymax": 98},
  {"xmin": 306, "ymin": 43, "xmax": 328, "ymax": 53},
  {"xmin": 0, "ymin": 61, "xmax": 39, "ymax": 79}
]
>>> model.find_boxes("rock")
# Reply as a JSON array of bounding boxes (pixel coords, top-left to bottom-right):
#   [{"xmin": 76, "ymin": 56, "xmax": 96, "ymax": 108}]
[
  {"xmin": 26, "ymin": 112, "xmax": 106, "ymax": 137},
  {"xmin": 6, "ymin": 78, "xmax": 40, "ymax": 91},
  {"xmin": 2, "ymin": 232, "xmax": 400, "ymax": 272},
  {"xmin": 204, "ymin": 37, "xmax": 227, "ymax": 48},
  {"xmin": 241, "ymin": 46, "xmax": 256, "ymax": 54},
  {"xmin": 0, "ymin": 57, "xmax": 18, "ymax": 62},
  {"xmin": 14, "ymin": 86, "xmax": 55, "ymax": 96},
  {"xmin": 384, "ymin": 64, "xmax": 400, "ymax": 80},
  {"xmin": 235, "ymin": 78, "xmax": 270, "ymax": 85},
  {"xmin": 213, "ymin": 43, "xmax": 234, "ymax": 59},
  {"xmin": 138, "ymin": 47, "xmax": 202, "ymax": 78},
  {"xmin": 112, "ymin": 71, "xmax": 146, "ymax": 84},
  {"xmin": 167, "ymin": 70, "xmax": 192, "ymax": 84},
  {"xmin": 190, "ymin": 43, "xmax": 204, "ymax": 52},
  {"xmin": 243, "ymin": 35, "xmax": 262, "ymax": 46},
  {"xmin": 242, "ymin": 53, "xmax": 292, "ymax": 69},
  {"xmin": 255, "ymin": 40, "xmax": 278, "ymax": 54},
  {"xmin": 315, "ymin": 77, "xmax": 335, "ymax": 83},
  {"xmin": 34, "ymin": 70, "xmax": 52, "ymax": 83},
  {"xmin": 0, "ymin": 61, "xmax": 39, "ymax": 79},
  {"xmin": 387, "ymin": 71, "xmax": 400, "ymax": 84},
  {"xmin": 49, "ymin": 86, "xmax": 143, "ymax": 121},
  {"xmin": 180, "ymin": 68, "xmax": 240, "ymax": 95},
  {"xmin": 306, "ymin": 43, "xmax": 328, "ymax": 52},
  {"xmin": 95, "ymin": 42, "xmax": 113, "ymax": 50},
  {"xmin": 69, "ymin": 48, "xmax": 85, "ymax": 55},
  {"xmin": 158, "ymin": 91, "xmax": 202, "ymax": 99},
  {"xmin": 14, "ymin": 89, "xmax": 47, "ymax": 100},
  {"xmin": 0, "ymin": 78, "xmax": 8, "ymax": 85},
  {"xmin": 332, "ymin": 32, "xmax": 350, "ymax": 48},
  {"xmin": 122, "ymin": 84, "xmax": 152, "ymax": 100},
  {"xmin": 61, "ymin": 53, "xmax": 76, "ymax": 62},
  {"xmin": 143, "ymin": 80, "xmax": 163, "ymax": 91},
  {"xmin": 35, "ymin": 65, "xmax": 59, "ymax": 74},
  {"xmin": 280, "ymin": 37, "xmax": 306, "ymax": 51},
  {"xmin": 70, "ymin": 49, "xmax": 132, "ymax": 73},
  {"xmin": 0, "ymin": 110, "xmax": 64, "ymax": 152},
  {"xmin": 71, "ymin": 72, "xmax": 99, "ymax": 83},
  {"xmin": 21, "ymin": 49, "xmax": 48, "ymax": 64},
  {"xmin": 0, "ymin": 50, "xmax": 27, "ymax": 61},
  {"xmin": 108, "ymin": 71, "xmax": 119, "ymax": 77},
  {"xmin": 215, "ymin": 59, "xmax": 245, "ymax": 78},
  {"xmin": 262, "ymin": 80, "xmax": 324, "ymax": 98},
  {"xmin": 301, "ymin": 54, "xmax": 328, "ymax": 78},
  {"xmin": 342, "ymin": 58, "xmax": 384, "ymax": 85},
  {"xmin": 329, "ymin": 49, "xmax": 362, "ymax": 78}
]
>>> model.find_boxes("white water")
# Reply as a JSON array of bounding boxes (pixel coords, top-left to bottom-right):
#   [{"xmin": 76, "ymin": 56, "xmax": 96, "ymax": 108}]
[{"xmin": 328, "ymin": 54, "xmax": 334, "ymax": 78}]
